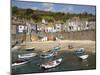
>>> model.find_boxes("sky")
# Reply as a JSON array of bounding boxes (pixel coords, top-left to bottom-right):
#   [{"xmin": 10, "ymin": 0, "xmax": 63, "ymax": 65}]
[{"xmin": 12, "ymin": 0, "xmax": 96, "ymax": 15}]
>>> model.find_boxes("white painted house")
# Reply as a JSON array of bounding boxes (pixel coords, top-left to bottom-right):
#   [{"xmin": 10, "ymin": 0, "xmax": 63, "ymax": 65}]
[
  {"xmin": 55, "ymin": 23, "xmax": 62, "ymax": 32},
  {"xmin": 45, "ymin": 27, "xmax": 56, "ymax": 32},
  {"xmin": 18, "ymin": 25, "xmax": 27, "ymax": 33},
  {"xmin": 65, "ymin": 17, "xmax": 95, "ymax": 32},
  {"xmin": 88, "ymin": 21, "xmax": 96, "ymax": 30}
]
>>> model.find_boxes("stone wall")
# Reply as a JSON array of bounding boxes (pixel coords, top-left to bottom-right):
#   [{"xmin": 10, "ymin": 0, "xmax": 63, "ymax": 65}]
[{"xmin": 59, "ymin": 30, "xmax": 96, "ymax": 41}]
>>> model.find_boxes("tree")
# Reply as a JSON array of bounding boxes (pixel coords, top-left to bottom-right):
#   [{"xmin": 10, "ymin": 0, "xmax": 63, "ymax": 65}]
[
  {"xmin": 12, "ymin": 6, "xmax": 19, "ymax": 16},
  {"xmin": 25, "ymin": 9, "xmax": 34, "ymax": 20}
]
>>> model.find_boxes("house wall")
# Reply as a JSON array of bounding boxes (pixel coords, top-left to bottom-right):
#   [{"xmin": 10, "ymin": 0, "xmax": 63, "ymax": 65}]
[
  {"xmin": 65, "ymin": 20, "xmax": 95, "ymax": 32},
  {"xmin": 88, "ymin": 21, "xmax": 96, "ymax": 30},
  {"xmin": 11, "ymin": 25, "xmax": 17, "ymax": 34},
  {"xmin": 43, "ymin": 30, "xmax": 95, "ymax": 41},
  {"xmin": 55, "ymin": 24, "xmax": 62, "ymax": 32}
]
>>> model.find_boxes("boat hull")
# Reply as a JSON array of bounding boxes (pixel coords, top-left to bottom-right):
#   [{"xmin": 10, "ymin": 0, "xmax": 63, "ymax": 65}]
[
  {"xmin": 25, "ymin": 47, "xmax": 35, "ymax": 51},
  {"xmin": 12, "ymin": 59, "xmax": 28, "ymax": 66},
  {"xmin": 12, "ymin": 61, "xmax": 27, "ymax": 66},
  {"xmin": 40, "ymin": 58, "xmax": 62, "ymax": 69},
  {"xmin": 18, "ymin": 53, "xmax": 37, "ymax": 59},
  {"xmin": 78, "ymin": 55, "xmax": 89, "ymax": 60},
  {"xmin": 74, "ymin": 48, "xmax": 85, "ymax": 54}
]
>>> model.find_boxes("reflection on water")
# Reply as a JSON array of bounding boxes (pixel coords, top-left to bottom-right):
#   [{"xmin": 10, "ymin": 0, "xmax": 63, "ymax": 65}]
[{"xmin": 11, "ymin": 50, "xmax": 96, "ymax": 74}]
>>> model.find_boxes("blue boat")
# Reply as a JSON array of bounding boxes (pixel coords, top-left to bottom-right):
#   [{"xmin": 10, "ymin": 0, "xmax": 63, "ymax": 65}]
[
  {"xmin": 52, "ymin": 46, "xmax": 61, "ymax": 52},
  {"xmin": 40, "ymin": 45, "xmax": 60, "ymax": 58},
  {"xmin": 74, "ymin": 48, "xmax": 85, "ymax": 54},
  {"xmin": 40, "ymin": 52, "xmax": 57, "ymax": 58}
]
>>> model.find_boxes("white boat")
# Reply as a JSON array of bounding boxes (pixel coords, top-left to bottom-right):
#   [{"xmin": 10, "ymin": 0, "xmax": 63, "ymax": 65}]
[
  {"xmin": 78, "ymin": 55, "xmax": 89, "ymax": 60},
  {"xmin": 53, "ymin": 46, "xmax": 61, "ymax": 51},
  {"xmin": 25, "ymin": 47, "xmax": 35, "ymax": 51},
  {"xmin": 40, "ymin": 52, "xmax": 57, "ymax": 58},
  {"xmin": 18, "ymin": 53, "xmax": 37, "ymax": 59},
  {"xmin": 40, "ymin": 58, "xmax": 62, "ymax": 69},
  {"xmin": 12, "ymin": 59, "xmax": 28, "ymax": 66},
  {"xmin": 12, "ymin": 45, "xmax": 21, "ymax": 51}
]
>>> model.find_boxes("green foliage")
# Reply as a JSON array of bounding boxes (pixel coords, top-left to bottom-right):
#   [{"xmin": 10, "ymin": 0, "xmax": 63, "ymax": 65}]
[
  {"xmin": 12, "ymin": 6, "xmax": 95, "ymax": 23},
  {"xmin": 12, "ymin": 6, "xmax": 19, "ymax": 16}
]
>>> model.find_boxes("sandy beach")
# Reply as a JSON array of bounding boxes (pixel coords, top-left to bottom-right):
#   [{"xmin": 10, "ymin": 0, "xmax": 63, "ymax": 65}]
[{"xmin": 18, "ymin": 40, "xmax": 95, "ymax": 53}]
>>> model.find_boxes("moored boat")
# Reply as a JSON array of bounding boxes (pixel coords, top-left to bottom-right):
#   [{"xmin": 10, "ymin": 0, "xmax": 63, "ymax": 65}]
[
  {"xmin": 40, "ymin": 53, "xmax": 54, "ymax": 58},
  {"xmin": 40, "ymin": 58, "xmax": 62, "ymax": 69},
  {"xmin": 74, "ymin": 48, "xmax": 85, "ymax": 54},
  {"xmin": 78, "ymin": 55, "xmax": 89, "ymax": 60},
  {"xmin": 25, "ymin": 47, "xmax": 35, "ymax": 51},
  {"xmin": 40, "ymin": 52, "xmax": 57, "ymax": 58},
  {"xmin": 18, "ymin": 53, "xmax": 37, "ymax": 59},
  {"xmin": 12, "ymin": 59, "xmax": 28, "ymax": 66},
  {"xmin": 53, "ymin": 46, "xmax": 61, "ymax": 51},
  {"xmin": 12, "ymin": 45, "xmax": 21, "ymax": 51}
]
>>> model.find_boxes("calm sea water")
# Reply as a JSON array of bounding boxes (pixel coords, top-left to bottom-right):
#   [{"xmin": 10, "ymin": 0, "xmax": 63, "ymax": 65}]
[{"xmin": 11, "ymin": 50, "xmax": 96, "ymax": 75}]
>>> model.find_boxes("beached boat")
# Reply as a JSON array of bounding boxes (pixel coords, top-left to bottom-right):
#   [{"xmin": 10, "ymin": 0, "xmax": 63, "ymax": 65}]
[
  {"xmin": 25, "ymin": 47, "xmax": 35, "ymax": 51},
  {"xmin": 18, "ymin": 53, "xmax": 37, "ymax": 59},
  {"xmin": 40, "ymin": 58, "xmax": 62, "ymax": 69},
  {"xmin": 40, "ymin": 45, "xmax": 60, "ymax": 58},
  {"xmin": 12, "ymin": 45, "xmax": 21, "ymax": 51},
  {"xmin": 74, "ymin": 48, "xmax": 85, "ymax": 54},
  {"xmin": 53, "ymin": 46, "xmax": 61, "ymax": 51},
  {"xmin": 12, "ymin": 59, "xmax": 28, "ymax": 66},
  {"xmin": 47, "ymin": 46, "xmax": 61, "ymax": 53},
  {"xmin": 78, "ymin": 55, "xmax": 89, "ymax": 60}
]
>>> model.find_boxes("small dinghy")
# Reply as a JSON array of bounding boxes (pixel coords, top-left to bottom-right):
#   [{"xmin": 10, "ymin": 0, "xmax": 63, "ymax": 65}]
[
  {"xmin": 40, "ymin": 53, "xmax": 54, "ymax": 58},
  {"xmin": 53, "ymin": 46, "xmax": 61, "ymax": 51},
  {"xmin": 78, "ymin": 55, "xmax": 89, "ymax": 60},
  {"xmin": 12, "ymin": 59, "xmax": 28, "ymax": 66},
  {"xmin": 25, "ymin": 47, "xmax": 35, "ymax": 51},
  {"xmin": 40, "ymin": 58, "xmax": 62, "ymax": 69},
  {"xmin": 12, "ymin": 45, "xmax": 21, "ymax": 51},
  {"xmin": 74, "ymin": 48, "xmax": 85, "ymax": 54},
  {"xmin": 18, "ymin": 53, "xmax": 37, "ymax": 59},
  {"xmin": 40, "ymin": 52, "xmax": 57, "ymax": 58}
]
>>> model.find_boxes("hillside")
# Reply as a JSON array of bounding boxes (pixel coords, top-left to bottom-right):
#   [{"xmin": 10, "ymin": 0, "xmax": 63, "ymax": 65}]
[{"xmin": 12, "ymin": 6, "xmax": 96, "ymax": 23}]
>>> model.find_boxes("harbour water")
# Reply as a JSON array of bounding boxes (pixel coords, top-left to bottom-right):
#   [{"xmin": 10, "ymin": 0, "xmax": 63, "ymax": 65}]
[{"xmin": 11, "ymin": 50, "xmax": 96, "ymax": 75}]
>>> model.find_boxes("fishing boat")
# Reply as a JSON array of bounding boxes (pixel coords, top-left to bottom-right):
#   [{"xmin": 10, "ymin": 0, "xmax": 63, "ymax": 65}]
[
  {"xmin": 40, "ymin": 45, "xmax": 60, "ymax": 58},
  {"xmin": 40, "ymin": 58, "xmax": 62, "ymax": 69},
  {"xmin": 40, "ymin": 53, "xmax": 54, "ymax": 58},
  {"xmin": 78, "ymin": 55, "xmax": 89, "ymax": 60},
  {"xmin": 47, "ymin": 46, "xmax": 60, "ymax": 53},
  {"xmin": 25, "ymin": 47, "xmax": 35, "ymax": 51},
  {"xmin": 12, "ymin": 59, "xmax": 28, "ymax": 66},
  {"xmin": 12, "ymin": 45, "xmax": 21, "ymax": 51},
  {"xmin": 40, "ymin": 52, "xmax": 57, "ymax": 58},
  {"xmin": 18, "ymin": 53, "xmax": 37, "ymax": 59},
  {"xmin": 53, "ymin": 46, "xmax": 61, "ymax": 51},
  {"xmin": 74, "ymin": 48, "xmax": 85, "ymax": 54}
]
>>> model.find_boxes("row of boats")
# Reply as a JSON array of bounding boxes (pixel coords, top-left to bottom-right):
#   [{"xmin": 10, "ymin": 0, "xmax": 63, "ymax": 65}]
[
  {"xmin": 12, "ymin": 47, "xmax": 89, "ymax": 69},
  {"xmin": 12, "ymin": 55, "xmax": 62, "ymax": 70},
  {"xmin": 12, "ymin": 45, "xmax": 61, "ymax": 67},
  {"xmin": 12, "ymin": 53, "xmax": 37, "ymax": 66}
]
